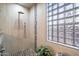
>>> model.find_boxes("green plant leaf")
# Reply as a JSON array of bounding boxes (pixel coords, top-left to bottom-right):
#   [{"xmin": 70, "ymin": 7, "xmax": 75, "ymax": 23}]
[{"xmin": 36, "ymin": 46, "xmax": 55, "ymax": 56}]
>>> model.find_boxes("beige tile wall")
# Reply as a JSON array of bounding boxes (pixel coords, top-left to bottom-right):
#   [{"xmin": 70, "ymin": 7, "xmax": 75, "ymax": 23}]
[{"xmin": 0, "ymin": 3, "xmax": 31, "ymax": 53}]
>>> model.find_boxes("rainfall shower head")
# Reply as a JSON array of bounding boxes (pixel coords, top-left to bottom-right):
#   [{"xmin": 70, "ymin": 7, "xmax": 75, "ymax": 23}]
[{"xmin": 18, "ymin": 11, "xmax": 24, "ymax": 14}]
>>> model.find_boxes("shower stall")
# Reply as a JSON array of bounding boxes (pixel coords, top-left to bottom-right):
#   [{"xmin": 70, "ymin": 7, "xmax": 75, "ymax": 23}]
[{"xmin": 0, "ymin": 3, "xmax": 37, "ymax": 56}]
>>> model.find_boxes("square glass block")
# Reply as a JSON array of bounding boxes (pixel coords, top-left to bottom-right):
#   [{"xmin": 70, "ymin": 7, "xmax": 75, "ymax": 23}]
[
  {"xmin": 59, "ymin": 32, "xmax": 64, "ymax": 38},
  {"xmin": 75, "ymin": 32, "xmax": 79, "ymax": 39},
  {"xmin": 65, "ymin": 4, "xmax": 73, "ymax": 10},
  {"xmin": 66, "ymin": 32, "xmax": 73, "ymax": 39},
  {"xmin": 75, "ymin": 24, "xmax": 79, "ymax": 32},
  {"xmin": 59, "ymin": 25, "xmax": 64, "ymax": 32},
  {"xmin": 48, "ymin": 30, "xmax": 52, "ymax": 36},
  {"xmin": 65, "ymin": 25, "xmax": 73, "ymax": 32},
  {"xmin": 53, "ymin": 25, "xmax": 57, "ymax": 31},
  {"xmin": 48, "ymin": 16, "xmax": 52, "ymax": 21},
  {"xmin": 48, "ymin": 12, "xmax": 52, "ymax": 16},
  {"xmin": 65, "ymin": 18, "xmax": 73, "ymax": 24},
  {"xmin": 59, "ymin": 37, "xmax": 64, "ymax": 43},
  {"xmin": 59, "ymin": 13, "xmax": 64, "ymax": 19},
  {"xmin": 75, "ymin": 17, "xmax": 79, "ymax": 23},
  {"xmin": 53, "ymin": 36, "xmax": 57, "ymax": 41},
  {"xmin": 48, "ymin": 3, "xmax": 53, "ymax": 6},
  {"xmin": 59, "ymin": 20, "xmax": 64, "ymax": 24},
  {"xmin": 48, "ymin": 21, "xmax": 52, "ymax": 25},
  {"xmin": 48, "ymin": 6, "xmax": 52, "ymax": 11},
  {"xmin": 74, "ymin": 8, "xmax": 79, "ymax": 15},
  {"xmin": 48, "ymin": 36, "xmax": 52, "ymax": 41},
  {"xmin": 59, "ymin": 3, "xmax": 64, "ymax": 7},
  {"xmin": 53, "ymin": 15, "xmax": 57, "ymax": 20},
  {"xmin": 66, "ymin": 38, "xmax": 73, "ymax": 45},
  {"xmin": 53, "ymin": 9, "xmax": 57, "ymax": 15},
  {"xmin": 75, "ymin": 39, "xmax": 79, "ymax": 47},
  {"xmin": 53, "ymin": 4, "xmax": 58, "ymax": 9},
  {"xmin": 53, "ymin": 21, "xmax": 57, "ymax": 25},
  {"xmin": 65, "ymin": 10, "xmax": 73, "ymax": 17},
  {"xmin": 48, "ymin": 26, "xmax": 52, "ymax": 30},
  {"xmin": 74, "ymin": 3, "xmax": 79, "ymax": 8},
  {"xmin": 53, "ymin": 32, "xmax": 57, "ymax": 37},
  {"xmin": 59, "ymin": 7, "xmax": 64, "ymax": 13}
]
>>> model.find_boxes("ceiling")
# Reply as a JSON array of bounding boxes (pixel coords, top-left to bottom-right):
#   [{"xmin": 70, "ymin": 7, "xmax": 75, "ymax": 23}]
[{"xmin": 18, "ymin": 3, "xmax": 34, "ymax": 9}]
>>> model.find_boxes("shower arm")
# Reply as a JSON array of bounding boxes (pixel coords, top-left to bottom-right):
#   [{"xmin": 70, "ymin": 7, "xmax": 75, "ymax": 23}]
[{"xmin": 18, "ymin": 11, "xmax": 24, "ymax": 29}]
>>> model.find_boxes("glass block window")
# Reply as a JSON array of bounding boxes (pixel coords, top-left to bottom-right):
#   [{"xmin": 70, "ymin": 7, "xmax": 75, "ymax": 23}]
[{"xmin": 47, "ymin": 3, "xmax": 79, "ymax": 48}]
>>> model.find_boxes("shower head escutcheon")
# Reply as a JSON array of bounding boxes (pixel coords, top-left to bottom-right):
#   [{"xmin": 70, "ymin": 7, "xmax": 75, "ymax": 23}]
[{"xmin": 18, "ymin": 11, "xmax": 24, "ymax": 14}]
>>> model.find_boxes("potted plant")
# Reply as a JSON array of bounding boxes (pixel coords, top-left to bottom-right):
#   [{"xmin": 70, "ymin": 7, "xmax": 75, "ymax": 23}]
[{"xmin": 36, "ymin": 46, "xmax": 55, "ymax": 56}]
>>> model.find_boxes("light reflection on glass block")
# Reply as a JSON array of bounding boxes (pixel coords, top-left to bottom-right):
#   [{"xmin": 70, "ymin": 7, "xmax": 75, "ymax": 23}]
[
  {"xmin": 65, "ymin": 25, "xmax": 73, "ymax": 32},
  {"xmin": 75, "ymin": 32, "xmax": 79, "ymax": 39},
  {"xmin": 59, "ymin": 13, "xmax": 64, "ymax": 19},
  {"xmin": 53, "ymin": 21, "xmax": 57, "ymax": 25},
  {"xmin": 75, "ymin": 39, "xmax": 79, "ymax": 46},
  {"xmin": 59, "ymin": 25, "xmax": 64, "ymax": 32},
  {"xmin": 48, "ymin": 36, "xmax": 52, "ymax": 40},
  {"xmin": 75, "ymin": 17, "xmax": 79, "ymax": 22},
  {"xmin": 65, "ymin": 10, "xmax": 73, "ymax": 17},
  {"xmin": 59, "ymin": 7, "xmax": 64, "ymax": 13},
  {"xmin": 48, "ymin": 3, "xmax": 52, "ymax": 6},
  {"xmin": 48, "ymin": 21, "xmax": 52, "ymax": 25},
  {"xmin": 59, "ymin": 37, "xmax": 64, "ymax": 43},
  {"xmin": 75, "ymin": 24, "xmax": 79, "ymax": 32},
  {"xmin": 74, "ymin": 9, "xmax": 79, "ymax": 15},
  {"xmin": 74, "ymin": 3, "xmax": 79, "ymax": 7},
  {"xmin": 53, "ymin": 36, "xmax": 57, "ymax": 41},
  {"xmin": 59, "ymin": 3, "xmax": 64, "ymax": 7},
  {"xmin": 53, "ymin": 15, "xmax": 57, "ymax": 19},
  {"xmin": 66, "ymin": 38, "xmax": 73, "ymax": 45},
  {"xmin": 53, "ymin": 4, "xmax": 58, "ymax": 9},
  {"xmin": 53, "ymin": 25, "xmax": 57, "ymax": 31},
  {"xmin": 48, "ymin": 30, "xmax": 52, "ymax": 36},
  {"xmin": 48, "ymin": 7, "xmax": 52, "ymax": 11},
  {"xmin": 48, "ymin": 12, "xmax": 52, "ymax": 16},
  {"xmin": 48, "ymin": 26, "xmax": 52, "ymax": 30},
  {"xmin": 65, "ymin": 4, "xmax": 73, "ymax": 10},
  {"xmin": 75, "ymin": 25, "xmax": 79, "ymax": 43},
  {"xmin": 65, "ymin": 18, "xmax": 73, "ymax": 24},
  {"xmin": 59, "ymin": 20, "xmax": 64, "ymax": 24},
  {"xmin": 53, "ymin": 32, "xmax": 57, "ymax": 36},
  {"xmin": 66, "ymin": 32, "xmax": 73, "ymax": 39},
  {"xmin": 48, "ymin": 17, "xmax": 52, "ymax": 21},
  {"xmin": 59, "ymin": 32, "xmax": 64, "ymax": 37},
  {"xmin": 53, "ymin": 9, "xmax": 57, "ymax": 14}
]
